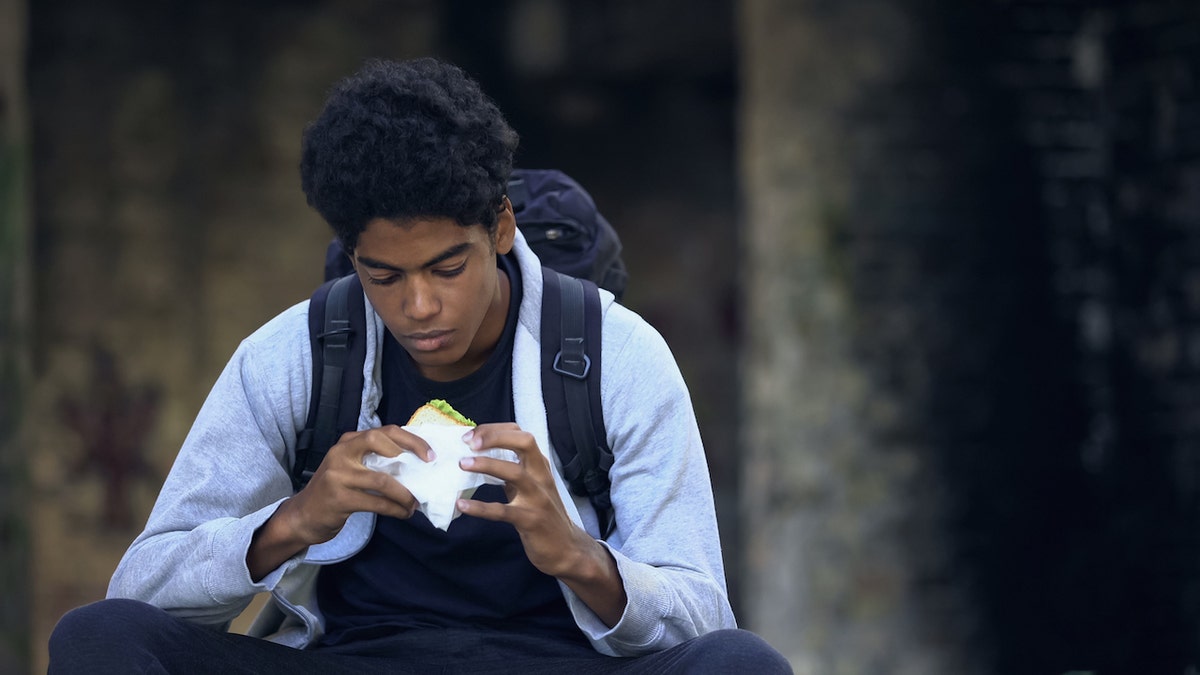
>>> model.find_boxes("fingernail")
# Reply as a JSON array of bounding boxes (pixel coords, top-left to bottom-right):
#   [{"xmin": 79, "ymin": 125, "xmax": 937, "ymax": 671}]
[
  {"xmin": 426, "ymin": 449, "xmax": 437, "ymax": 462},
  {"xmin": 460, "ymin": 457, "xmax": 474, "ymax": 469},
  {"xmin": 456, "ymin": 499, "xmax": 470, "ymax": 511},
  {"xmin": 461, "ymin": 429, "xmax": 475, "ymax": 445}
]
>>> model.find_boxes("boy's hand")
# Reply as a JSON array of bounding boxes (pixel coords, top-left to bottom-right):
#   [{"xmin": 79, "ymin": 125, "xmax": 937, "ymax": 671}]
[
  {"xmin": 455, "ymin": 423, "xmax": 627, "ymax": 626},
  {"xmin": 247, "ymin": 425, "xmax": 433, "ymax": 580},
  {"xmin": 287, "ymin": 425, "xmax": 435, "ymax": 541}
]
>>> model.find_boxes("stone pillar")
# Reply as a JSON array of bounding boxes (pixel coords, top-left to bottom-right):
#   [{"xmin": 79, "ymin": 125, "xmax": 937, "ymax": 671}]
[
  {"xmin": 0, "ymin": 0, "xmax": 30, "ymax": 671},
  {"xmin": 739, "ymin": 4, "xmax": 929, "ymax": 670},
  {"xmin": 738, "ymin": 1, "xmax": 1016, "ymax": 671}
]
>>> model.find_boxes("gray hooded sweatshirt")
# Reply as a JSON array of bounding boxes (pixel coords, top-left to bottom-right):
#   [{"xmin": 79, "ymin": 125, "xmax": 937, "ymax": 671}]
[{"xmin": 108, "ymin": 230, "xmax": 736, "ymax": 657}]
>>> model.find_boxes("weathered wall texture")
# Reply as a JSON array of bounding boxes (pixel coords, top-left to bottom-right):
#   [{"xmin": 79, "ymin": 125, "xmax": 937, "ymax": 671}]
[
  {"xmin": 740, "ymin": 0, "xmax": 1200, "ymax": 673},
  {"xmin": 1, "ymin": 1, "xmax": 31, "ymax": 672}
]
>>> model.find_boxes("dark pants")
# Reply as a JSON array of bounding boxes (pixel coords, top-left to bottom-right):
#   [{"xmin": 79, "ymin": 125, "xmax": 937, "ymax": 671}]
[{"xmin": 49, "ymin": 599, "xmax": 793, "ymax": 674}]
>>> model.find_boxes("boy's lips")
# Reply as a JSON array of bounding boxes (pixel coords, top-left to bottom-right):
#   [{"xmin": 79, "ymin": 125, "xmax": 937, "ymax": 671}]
[{"xmin": 404, "ymin": 329, "xmax": 454, "ymax": 352}]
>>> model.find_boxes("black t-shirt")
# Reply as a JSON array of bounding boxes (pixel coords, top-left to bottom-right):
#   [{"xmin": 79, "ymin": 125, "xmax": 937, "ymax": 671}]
[{"xmin": 316, "ymin": 254, "xmax": 586, "ymax": 647}]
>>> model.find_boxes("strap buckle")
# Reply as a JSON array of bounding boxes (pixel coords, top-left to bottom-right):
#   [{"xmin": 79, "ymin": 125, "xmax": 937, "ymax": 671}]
[{"xmin": 553, "ymin": 336, "xmax": 590, "ymax": 379}]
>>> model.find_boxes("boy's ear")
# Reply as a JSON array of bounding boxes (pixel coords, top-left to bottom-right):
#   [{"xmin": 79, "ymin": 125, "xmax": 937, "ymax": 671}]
[{"xmin": 495, "ymin": 197, "xmax": 517, "ymax": 255}]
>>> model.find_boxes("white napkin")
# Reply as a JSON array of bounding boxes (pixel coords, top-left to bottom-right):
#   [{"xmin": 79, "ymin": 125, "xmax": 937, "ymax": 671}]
[{"xmin": 361, "ymin": 424, "xmax": 518, "ymax": 530}]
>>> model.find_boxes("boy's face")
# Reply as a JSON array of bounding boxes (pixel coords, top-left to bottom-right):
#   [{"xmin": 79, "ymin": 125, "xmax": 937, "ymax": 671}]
[{"xmin": 352, "ymin": 203, "xmax": 517, "ymax": 382}]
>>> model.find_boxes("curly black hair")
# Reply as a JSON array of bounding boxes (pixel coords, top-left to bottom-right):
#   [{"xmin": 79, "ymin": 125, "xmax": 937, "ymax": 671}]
[{"xmin": 300, "ymin": 57, "xmax": 520, "ymax": 251}]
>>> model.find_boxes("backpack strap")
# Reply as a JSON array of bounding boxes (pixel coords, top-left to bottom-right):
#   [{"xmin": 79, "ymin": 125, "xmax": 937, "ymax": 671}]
[
  {"xmin": 540, "ymin": 268, "xmax": 615, "ymax": 538},
  {"xmin": 293, "ymin": 274, "xmax": 366, "ymax": 491}
]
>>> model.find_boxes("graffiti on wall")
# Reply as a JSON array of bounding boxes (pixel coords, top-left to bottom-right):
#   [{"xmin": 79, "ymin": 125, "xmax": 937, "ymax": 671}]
[{"xmin": 57, "ymin": 345, "xmax": 160, "ymax": 530}]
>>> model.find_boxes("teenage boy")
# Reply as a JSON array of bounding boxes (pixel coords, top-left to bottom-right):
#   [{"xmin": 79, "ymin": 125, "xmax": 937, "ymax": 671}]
[{"xmin": 49, "ymin": 57, "xmax": 791, "ymax": 674}]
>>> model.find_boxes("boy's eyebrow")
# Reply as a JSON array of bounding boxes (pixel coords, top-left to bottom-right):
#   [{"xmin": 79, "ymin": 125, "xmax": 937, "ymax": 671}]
[{"xmin": 357, "ymin": 242, "xmax": 474, "ymax": 272}]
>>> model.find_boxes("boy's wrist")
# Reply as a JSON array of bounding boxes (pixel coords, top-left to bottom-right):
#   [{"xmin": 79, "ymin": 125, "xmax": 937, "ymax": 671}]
[{"xmin": 247, "ymin": 499, "xmax": 309, "ymax": 581}]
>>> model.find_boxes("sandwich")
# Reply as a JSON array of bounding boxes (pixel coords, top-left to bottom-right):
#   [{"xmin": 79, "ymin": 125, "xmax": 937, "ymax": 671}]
[
  {"xmin": 363, "ymin": 398, "xmax": 513, "ymax": 530},
  {"xmin": 407, "ymin": 399, "xmax": 476, "ymax": 428}
]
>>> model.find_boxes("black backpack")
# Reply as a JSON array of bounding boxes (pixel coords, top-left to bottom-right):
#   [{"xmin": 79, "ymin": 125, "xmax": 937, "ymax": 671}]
[{"xmin": 292, "ymin": 168, "xmax": 627, "ymax": 537}]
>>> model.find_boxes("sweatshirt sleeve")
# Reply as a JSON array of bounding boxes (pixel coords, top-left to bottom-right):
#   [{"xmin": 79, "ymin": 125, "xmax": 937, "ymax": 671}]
[
  {"xmin": 106, "ymin": 302, "xmax": 313, "ymax": 628},
  {"xmin": 563, "ymin": 306, "xmax": 738, "ymax": 655}
]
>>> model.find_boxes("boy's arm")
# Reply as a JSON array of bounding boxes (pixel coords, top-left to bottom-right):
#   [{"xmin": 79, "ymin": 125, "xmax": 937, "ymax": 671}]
[
  {"xmin": 564, "ymin": 308, "xmax": 737, "ymax": 655},
  {"xmin": 107, "ymin": 305, "xmax": 312, "ymax": 626}
]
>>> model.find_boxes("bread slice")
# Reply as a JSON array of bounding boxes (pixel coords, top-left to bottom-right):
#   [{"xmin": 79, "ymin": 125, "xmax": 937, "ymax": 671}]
[{"xmin": 406, "ymin": 399, "xmax": 476, "ymax": 427}]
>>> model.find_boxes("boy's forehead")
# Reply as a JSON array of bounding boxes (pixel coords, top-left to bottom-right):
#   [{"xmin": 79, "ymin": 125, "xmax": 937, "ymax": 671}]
[
  {"xmin": 355, "ymin": 216, "xmax": 484, "ymax": 264},
  {"xmin": 361, "ymin": 215, "xmax": 469, "ymax": 237}
]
